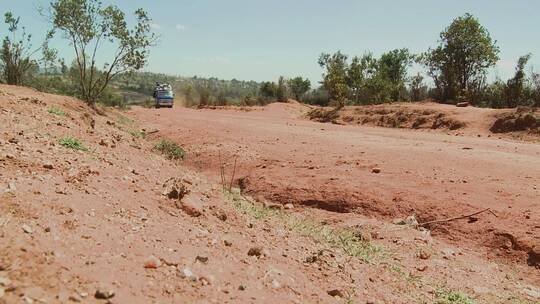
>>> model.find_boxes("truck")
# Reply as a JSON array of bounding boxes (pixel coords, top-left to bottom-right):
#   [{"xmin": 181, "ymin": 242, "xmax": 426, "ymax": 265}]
[{"xmin": 153, "ymin": 83, "xmax": 175, "ymax": 108}]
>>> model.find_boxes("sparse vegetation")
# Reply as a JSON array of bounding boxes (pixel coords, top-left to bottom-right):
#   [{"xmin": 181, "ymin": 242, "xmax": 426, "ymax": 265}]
[
  {"xmin": 227, "ymin": 189, "xmax": 382, "ymax": 263},
  {"xmin": 435, "ymin": 290, "xmax": 475, "ymax": 304},
  {"xmin": 58, "ymin": 136, "xmax": 88, "ymax": 151},
  {"xmin": 154, "ymin": 139, "xmax": 185, "ymax": 160},
  {"xmin": 47, "ymin": 106, "xmax": 66, "ymax": 116}
]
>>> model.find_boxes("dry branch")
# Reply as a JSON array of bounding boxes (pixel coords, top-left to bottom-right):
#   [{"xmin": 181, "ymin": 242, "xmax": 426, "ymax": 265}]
[{"xmin": 419, "ymin": 208, "xmax": 497, "ymax": 226}]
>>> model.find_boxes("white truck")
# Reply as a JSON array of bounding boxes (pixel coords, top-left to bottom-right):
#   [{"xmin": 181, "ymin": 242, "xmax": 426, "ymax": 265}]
[{"xmin": 153, "ymin": 83, "xmax": 175, "ymax": 108}]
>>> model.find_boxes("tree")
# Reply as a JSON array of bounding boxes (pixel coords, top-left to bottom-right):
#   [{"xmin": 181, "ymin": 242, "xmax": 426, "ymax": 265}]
[
  {"xmin": 420, "ymin": 13, "xmax": 499, "ymax": 103},
  {"xmin": 318, "ymin": 51, "xmax": 348, "ymax": 108},
  {"xmin": 259, "ymin": 81, "xmax": 277, "ymax": 99},
  {"xmin": 377, "ymin": 48, "xmax": 412, "ymax": 101},
  {"xmin": 276, "ymin": 76, "xmax": 288, "ymax": 102},
  {"xmin": 346, "ymin": 53, "xmax": 376, "ymax": 103},
  {"xmin": 49, "ymin": 0, "xmax": 156, "ymax": 106},
  {"xmin": 288, "ymin": 76, "xmax": 311, "ymax": 101},
  {"xmin": 1, "ymin": 12, "xmax": 40, "ymax": 85},
  {"xmin": 504, "ymin": 54, "xmax": 531, "ymax": 107},
  {"xmin": 409, "ymin": 73, "xmax": 427, "ymax": 101}
]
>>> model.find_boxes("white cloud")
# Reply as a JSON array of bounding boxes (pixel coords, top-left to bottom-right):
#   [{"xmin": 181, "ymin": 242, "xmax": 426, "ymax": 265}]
[
  {"xmin": 175, "ymin": 24, "xmax": 187, "ymax": 31},
  {"xmin": 150, "ymin": 23, "xmax": 162, "ymax": 30}
]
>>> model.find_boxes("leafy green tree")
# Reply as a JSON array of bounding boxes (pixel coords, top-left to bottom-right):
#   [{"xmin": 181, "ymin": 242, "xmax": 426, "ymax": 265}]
[
  {"xmin": 378, "ymin": 48, "xmax": 412, "ymax": 101},
  {"xmin": 420, "ymin": 13, "xmax": 499, "ymax": 103},
  {"xmin": 259, "ymin": 81, "xmax": 277, "ymax": 99},
  {"xmin": 504, "ymin": 54, "xmax": 532, "ymax": 107},
  {"xmin": 277, "ymin": 76, "xmax": 288, "ymax": 102},
  {"xmin": 288, "ymin": 76, "xmax": 311, "ymax": 101},
  {"xmin": 1, "ymin": 12, "xmax": 40, "ymax": 84},
  {"xmin": 49, "ymin": 0, "xmax": 156, "ymax": 106},
  {"xmin": 409, "ymin": 73, "xmax": 427, "ymax": 101},
  {"xmin": 318, "ymin": 51, "xmax": 349, "ymax": 108},
  {"xmin": 346, "ymin": 53, "xmax": 376, "ymax": 103}
]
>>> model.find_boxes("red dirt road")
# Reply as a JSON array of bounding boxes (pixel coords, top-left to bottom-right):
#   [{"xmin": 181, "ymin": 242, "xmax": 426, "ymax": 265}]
[{"xmin": 132, "ymin": 103, "xmax": 540, "ymax": 269}]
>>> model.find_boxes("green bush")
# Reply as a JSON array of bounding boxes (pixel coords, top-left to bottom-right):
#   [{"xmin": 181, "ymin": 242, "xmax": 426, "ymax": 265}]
[
  {"xmin": 58, "ymin": 136, "xmax": 88, "ymax": 151},
  {"xmin": 47, "ymin": 106, "xmax": 66, "ymax": 116},
  {"xmin": 154, "ymin": 139, "xmax": 185, "ymax": 160}
]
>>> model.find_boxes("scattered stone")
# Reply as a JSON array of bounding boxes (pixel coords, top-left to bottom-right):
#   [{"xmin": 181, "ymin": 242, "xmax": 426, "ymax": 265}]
[
  {"xmin": 223, "ymin": 239, "xmax": 232, "ymax": 247},
  {"xmin": 395, "ymin": 215, "xmax": 418, "ymax": 226},
  {"xmin": 418, "ymin": 249, "xmax": 431, "ymax": 260},
  {"xmin": 247, "ymin": 246, "xmax": 263, "ymax": 257},
  {"xmin": 195, "ymin": 255, "xmax": 208, "ymax": 264},
  {"xmin": 181, "ymin": 268, "xmax": 197, "ymax": 281},
  {"xmin": 371, "ymin": 167, "xmax": 381, "ymax": 174},
  {"xmin": 456, "ymin": 101, "xmax": 469, "ymax": 107},
  {"xmin": 416, "ymin": 265, "xmax": 428, "ymax": 272},
  {"xmin": 6, "ymin": 182, "xmax": 16, "ymax": 193},
  {"xmin": 143, "ymin": 255, "xmax": 161, "ymax": 269},
  {"xmin": 214, "ymin": 209, "xmax": 227, "ymax": 221},
  {"xmin": 238, "ymin": 285, "xmax": 246, "ymax": 291},
  {"xmin": 177, "ymin": 196, "xmax": 203, "ymax": 217},
  {"xmin": 42, "ymin": 162, "xmax": 54, "ymax": 169},
  {"xmin": 271, "ymin": 279, "xmax": 281, "ymax": 289},
  {"xmin": 22, "ymin": 224, "xmax": 33, "ymax": 234},
  {"xmin": 284, "ymin": 203, "xmax": 294, "ymax": 210},
  {"xmin": 4, "ymin": 154, "xmax": 15, "ymax": 160},
  {"xmin": 162, "ymin": 177, "xmax": 190, "ymax": 200},
  {"xmin": 94, "ymin": 287, "xmax": 114, "ymax": 300},
  {"xmin": 327, "ymin": 289, "xmax": 344, "ymax": 297}
]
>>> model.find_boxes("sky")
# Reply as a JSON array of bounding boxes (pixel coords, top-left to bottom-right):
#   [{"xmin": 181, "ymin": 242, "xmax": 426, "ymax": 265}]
[{"xmin": 2, "ymin": 0, "xmax": 540, "ymax": 84}]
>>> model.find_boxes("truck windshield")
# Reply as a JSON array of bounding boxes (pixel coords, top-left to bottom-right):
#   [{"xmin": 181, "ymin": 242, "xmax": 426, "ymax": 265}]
[{"xmin": 157, "ymin": 90, "xmax": 174, "ymax": 98}]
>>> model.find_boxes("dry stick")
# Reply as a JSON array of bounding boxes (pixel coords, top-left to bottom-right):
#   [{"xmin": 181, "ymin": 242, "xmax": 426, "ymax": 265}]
[
  {"xmin": 218, "ymin": 151, "xmax": 225, "ymax": 190},
  {"xmin": 228, "ymin": 155, "xmax": 238, "ymax": 192},
  {"xmin": 419, "ymin": 208, "xmax": 495, "ymax": 226}
]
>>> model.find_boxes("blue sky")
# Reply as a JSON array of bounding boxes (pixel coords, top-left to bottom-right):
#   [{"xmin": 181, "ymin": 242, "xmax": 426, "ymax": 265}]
[{"xmin": 3, "ymin": 0, "xmax": 540, "ymax": 83}]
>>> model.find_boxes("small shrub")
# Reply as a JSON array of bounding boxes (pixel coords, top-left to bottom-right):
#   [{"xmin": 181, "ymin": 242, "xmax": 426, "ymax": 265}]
[
  {"xmin": 436, "ymin": 290, "xmax": 475, "ymax": 304},
  {"xmin": 59, "ymin": 136, "xmax": 88, "ymax": 151},
  {"xmin": 154, "ymin": 139, "xmax": 185, "ymax": 160},
  {"xmin": 47, "ymin": 106, "xmax": 66, "ymax": 116}
]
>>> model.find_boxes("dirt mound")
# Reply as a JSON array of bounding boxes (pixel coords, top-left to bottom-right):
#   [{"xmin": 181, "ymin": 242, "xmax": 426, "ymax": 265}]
[
  {"xmin": 490, "ymin": 107, "xmax": 539, "ymax": 133},
  {"xmin": 308, "ymin": 103, "xmax": 467, "ymax": 131}
]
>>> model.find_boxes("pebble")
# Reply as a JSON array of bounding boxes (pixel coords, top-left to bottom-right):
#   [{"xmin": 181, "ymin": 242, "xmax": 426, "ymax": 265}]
[
  {"xmin": 371, "ymin": 168, "xmax": 381, "ymax": 174},
  {"xmin": 247, "ymin": 247, "xmax": 263, "ymax": 257},
  {"xmin": 143, "ymin": 255, "xmax": 161, "ymax": 269},
  {"xmin": 94, "ymin": 288, "xmax": 115, "ymax": 300},
  {"xmin": 42, "ymin": 162, "xmax": 54, "ymax": 169},
  {"xmin": 327, "ymin": 289, "xmax": 344, "ymax": 297},
  {"xmin": 284, "ymin": 203, "xmax": 294, "ymax": 210},
  {"xmin": 418, "ymin": 249, "xmax": 431, "ymax": 260},
  {"xmin": 22, "ymin": 224, "xmax": 33, "ymax": 234},
  {"xmin": 181, "ymin": 268, "xmax": 197, "ymax": 281}
]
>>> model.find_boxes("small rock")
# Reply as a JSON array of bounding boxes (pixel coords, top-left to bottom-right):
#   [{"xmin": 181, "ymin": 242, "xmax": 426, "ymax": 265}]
[
  {"xmin": 238, "ymin": 285, "xmax": 246, "ymax": 291},
  {"xmin": 22, "ymin": 224, "xmax": 33, "ymax": 234},
  {"xmin": 456, "ymin": 101, "xmax": 469, "ymax": 107},
  {"xmin": 371, "ymin": 168, "xmax": 381, "ymax": 174},
  {"xmin": 223, "ymin": 239, "xmax": 232, "ymax": 247},
  {"xmin": 214, "ymin": 209, "xmax": 227, "ymax": 221},
  {"xmin": 416, "ymin": 265, "xmax": 428, "ymax": 272},
  {"xmin": 327, "ymin": 289, "xmax": 344, "ymax": 297},
  {"xmin": 94, "ymin": 288, "xmax": 114, "ymax": 300},
  {"xmin": 143, "ymin": 255, "xmax": 161, "ymax": 269},
  {"xmin": 195, "ymin": 255, "xmax": 208, "ymax": 264},
  {"xmin": 247, "ymin": 247, "xmax": 263, "ymax": 257},
  {"xmin": 177, "ymin": 197, "xmax": 203, "ymax": 217},
  {"xmin": 284, "ymin": 203, "xmax": 294, "ymax": 210},
  {"xmin": 271, "ymin": 279, "xmax": 281, "ymax": 289},
  {"xmin": 181, "ymin": 268, "xmax": 197, "ymax": 281},
  {"xmin": 4, "ymin": 154, "xmax": 15, "ymax": 159},
  {"xmin": 418, "ymin": 249, "xmax": 431, "ymax": 260},
  {"xmin": 42, "ymin": 162, "xmax": 54, "ymax": 169}
]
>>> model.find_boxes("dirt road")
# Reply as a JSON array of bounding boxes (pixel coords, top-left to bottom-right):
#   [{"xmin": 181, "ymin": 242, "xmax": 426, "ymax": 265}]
[{"xmin": 131, "ymin": 103, "xmax": 540, "ymax": 269}]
